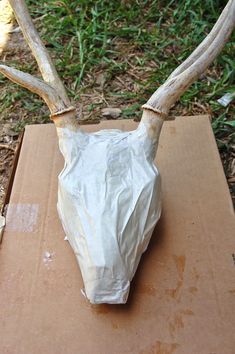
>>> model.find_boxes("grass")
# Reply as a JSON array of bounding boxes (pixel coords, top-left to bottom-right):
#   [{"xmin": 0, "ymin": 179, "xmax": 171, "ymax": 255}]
[{"xmin": 0, "ymin": 0, "xmax": 234, "ymax": 127}]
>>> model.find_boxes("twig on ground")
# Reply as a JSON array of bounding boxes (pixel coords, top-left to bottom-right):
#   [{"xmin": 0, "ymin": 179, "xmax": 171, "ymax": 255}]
[{"xmin": 0, "ymin": 144, "xmax": 15, "ymax": 152}]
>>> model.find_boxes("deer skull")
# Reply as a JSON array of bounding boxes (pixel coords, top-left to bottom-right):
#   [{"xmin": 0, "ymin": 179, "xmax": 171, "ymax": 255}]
[
  {"xmin": 56, "ymin": 120, "xmax": 161, "ymax": 303},
  {"xmin": 0, "ymin": 0, "xmax": 234, "ymax": 304}
]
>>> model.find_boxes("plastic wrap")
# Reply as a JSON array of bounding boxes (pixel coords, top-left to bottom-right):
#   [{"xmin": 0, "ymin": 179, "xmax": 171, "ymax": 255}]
[{"xmin": 56, "ymin": 122, "xmax": 161, "ymax": 304}]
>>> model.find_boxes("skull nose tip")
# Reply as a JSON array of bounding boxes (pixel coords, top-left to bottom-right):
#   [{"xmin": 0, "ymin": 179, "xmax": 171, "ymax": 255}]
[{"xmin": 84, "ymin": 278, "xmax": 130, "ymax": 304}]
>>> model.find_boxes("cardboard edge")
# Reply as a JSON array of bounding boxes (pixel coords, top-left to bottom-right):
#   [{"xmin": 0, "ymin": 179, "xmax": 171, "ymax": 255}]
[{"xmin": 0, "ymin": 130, "xmax": 24, "ymax": 243}]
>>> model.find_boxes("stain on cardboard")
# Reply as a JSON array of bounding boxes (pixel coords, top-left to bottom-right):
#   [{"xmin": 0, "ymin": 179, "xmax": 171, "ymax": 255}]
[
  {"xmin": 137, "ymin": 283, "xmax": 157, "ymax": 296},
  {"xmin": 165, "ymin": 280, "xmax": 183, "ymax": 299},
  {"xmin": 173, "ymin": 255, "xmax": 186, "ymax": 280},
  {"xmin": 169, "ymin": 313, "xmax": 184, "ymax": 335},
  {"xmin": 181, "ymin": 309, "xmax": 194, "ymax": 316},
  {"xmin": 169, "ymin": 309, "xmax": 194, "ymax": 336},
  {"xmin": 140, "ymin": 340, "xmax": 179, "ymax": 354},
  {"xmin": 165, "ymin": 255, "xmax": 186, "ymax": 299}
]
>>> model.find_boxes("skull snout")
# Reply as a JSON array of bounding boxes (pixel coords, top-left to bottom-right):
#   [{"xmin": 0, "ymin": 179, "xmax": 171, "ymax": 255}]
[
  {"xmin": 81, "ymin": 245, "xmax": 131, "ymax": 304},
  {"xmin": 84, "ymin": 276, "xmax": 130, "ymax": 304}
]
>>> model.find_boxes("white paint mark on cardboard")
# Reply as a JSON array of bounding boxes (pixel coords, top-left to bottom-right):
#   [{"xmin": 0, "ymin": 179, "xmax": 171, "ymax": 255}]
[
  {"xmin": 43, "ymin": 251, "xmax": 55, "ymax": 266},
  {"xmin": 0, "ymin": 214, "xmax": 6, "ymax": 241},
  {"xmin": 6, "ymin": 203, "xmax": 39, "ymax": 233},
  {"xmin": 0, "ymin": 214, "xmax": 5, "ymax": 230}
]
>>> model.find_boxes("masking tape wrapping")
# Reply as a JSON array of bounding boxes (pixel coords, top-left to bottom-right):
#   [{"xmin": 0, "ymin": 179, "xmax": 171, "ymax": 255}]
[{"xmin": 56, "ymin": 122, "xmax": 161, "ymax": 304}]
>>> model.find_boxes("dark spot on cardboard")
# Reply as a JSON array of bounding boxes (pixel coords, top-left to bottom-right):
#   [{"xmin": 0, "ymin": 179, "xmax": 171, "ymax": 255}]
[
  {"xmin": 112, "ymin": 322, "xmax": 119, "ymax": 329},
  {"xmin": 169, "ymin": 127, "xmax": 176, "ymax": 135},
  {"xmin": 188, "ymin": 286, "xmax": 198, "ymax": 295},
  {"xmin": 192, "ymin": 267, "xmax": 200, "ymax": 281},
  {"xmin": 232, "ymin": 253, "xmax": 235, "ymax": 265}
]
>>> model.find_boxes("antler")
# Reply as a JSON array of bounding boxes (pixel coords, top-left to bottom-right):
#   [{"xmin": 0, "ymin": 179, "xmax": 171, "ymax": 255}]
[
  {"xmin": 142, "ymin": 0, "xmax": 235, "ymax": 141},
  {"xmin": 0, "ymin": 0, "xmax": 77, "ymax": 127}
]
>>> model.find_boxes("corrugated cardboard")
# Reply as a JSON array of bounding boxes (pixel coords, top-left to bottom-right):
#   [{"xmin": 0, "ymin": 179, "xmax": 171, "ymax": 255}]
[{"xmin": 0, "ymin": 116, "xmax": 235, "ymax": 354}]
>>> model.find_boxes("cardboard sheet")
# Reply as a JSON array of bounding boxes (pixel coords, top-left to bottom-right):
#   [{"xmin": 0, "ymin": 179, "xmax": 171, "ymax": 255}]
[{"xmin": 1, "ymin": 116, "xmax": 235, "ymax": 354}]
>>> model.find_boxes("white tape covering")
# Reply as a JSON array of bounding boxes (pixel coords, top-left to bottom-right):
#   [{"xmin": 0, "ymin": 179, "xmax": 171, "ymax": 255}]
[{"xmin": 56, "ymin": 122, "xmax": 161, "ymax": 304}]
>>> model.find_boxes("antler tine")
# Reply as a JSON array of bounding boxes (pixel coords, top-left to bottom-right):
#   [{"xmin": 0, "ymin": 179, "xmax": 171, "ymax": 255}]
[
  {"xmin": 0, "ymin": 64, "xmax": 66, "ymax": 113},
  {"xmin": 8, "ymin": 0, "xmax": 70, "ymax": 107},
  {"xmin": 142, "ymin": 0, "xmax": 235, "ymax": 119},
  {"xmin": 168, "ymin": 0, "xmax": 233, "ymax": 80}
]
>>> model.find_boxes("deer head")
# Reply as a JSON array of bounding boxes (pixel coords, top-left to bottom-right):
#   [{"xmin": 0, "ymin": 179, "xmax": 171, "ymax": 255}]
[{"xmin": 0, "ymin": 0, "xmax": 234, "ymax": 304}]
